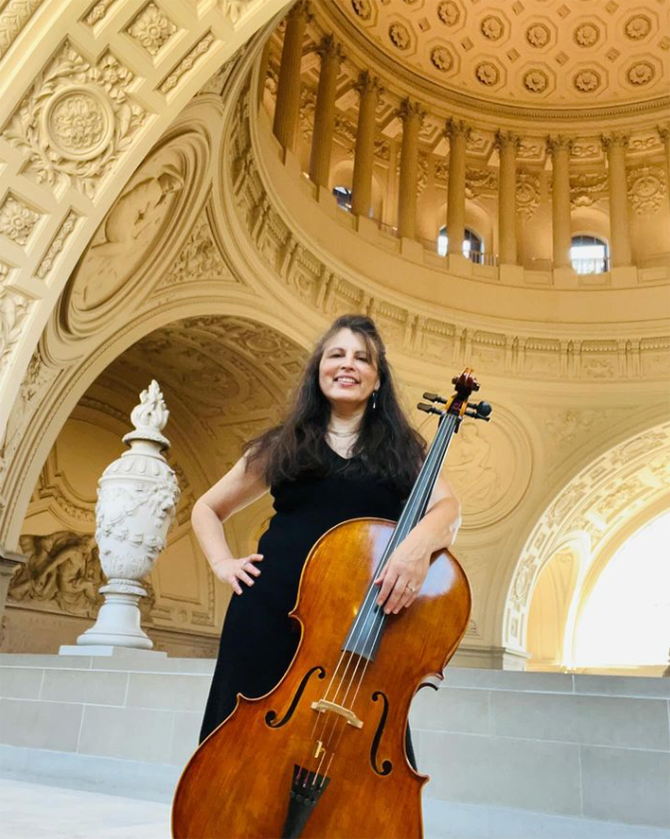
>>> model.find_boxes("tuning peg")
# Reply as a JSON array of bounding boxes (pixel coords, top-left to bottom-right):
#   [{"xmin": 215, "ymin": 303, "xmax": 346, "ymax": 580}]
[
  {"xmin": 418, "ymin": 402, "xmax": 443, "ymax": 415},
  {"xmin": 423, "ymin": 392, "xmax": 447, "ymax": 404},
  {"xmin": 465, "ymin": 401, "xmax": 493, "ymax": 421}
]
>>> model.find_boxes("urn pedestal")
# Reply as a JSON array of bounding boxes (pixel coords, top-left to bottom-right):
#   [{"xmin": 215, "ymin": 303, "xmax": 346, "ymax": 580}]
[{"xmin": 68, "ymin": 381, "xmax": 180, "ymax": 652}]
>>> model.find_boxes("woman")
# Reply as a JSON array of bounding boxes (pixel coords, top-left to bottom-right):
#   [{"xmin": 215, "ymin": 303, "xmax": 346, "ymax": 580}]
[{"xmin": 193, "ymin": 315, "xmax": 461, "ymax": 766}]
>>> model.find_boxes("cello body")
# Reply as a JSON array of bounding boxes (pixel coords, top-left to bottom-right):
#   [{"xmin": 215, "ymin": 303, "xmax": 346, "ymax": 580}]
[{"xmin": 172, "ymin": 518, "xmax": 471, "ymax": 839}]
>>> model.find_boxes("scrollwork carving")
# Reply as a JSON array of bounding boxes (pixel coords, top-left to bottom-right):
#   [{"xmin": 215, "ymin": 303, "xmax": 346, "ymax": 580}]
[
  {"xmin": 159, "ymin": 32, "xmax": 215, "ymax": 94},
  {"xmin": 0, "ymin": 0, "xmax": 43, "ymax": 60},
  {"xmin": 4, "ymin": 43, "xmax": 146, "ymax": 198}
]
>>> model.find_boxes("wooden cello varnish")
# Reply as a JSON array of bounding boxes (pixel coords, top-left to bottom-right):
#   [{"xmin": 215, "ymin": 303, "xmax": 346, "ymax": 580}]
[{"xmin": 172, "ymin": 371, "xmax": 490, "ymax": 839}]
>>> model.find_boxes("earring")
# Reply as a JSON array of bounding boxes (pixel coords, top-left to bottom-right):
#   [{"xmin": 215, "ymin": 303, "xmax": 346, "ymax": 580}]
[{"xmin": 372, "ymin": 390, "xmax": 378, "ymax": 410}]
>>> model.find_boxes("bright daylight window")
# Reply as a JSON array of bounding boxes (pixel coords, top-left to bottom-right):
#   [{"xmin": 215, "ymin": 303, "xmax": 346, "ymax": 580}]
[
  {"xmin": 437, "ymin": 227, "xmax": 483, "ymax": 260},
  {"xmin": 573, "ymin": 509, "xmax": 670, "ymax": 667},
  {"xmin": 570, "ymin": 235, "xmax": 609, "ymax": 275}
]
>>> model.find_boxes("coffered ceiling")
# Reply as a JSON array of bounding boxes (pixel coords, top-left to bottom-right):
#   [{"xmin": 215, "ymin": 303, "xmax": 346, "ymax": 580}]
[{"xmin": 322, "ymin": 0, "xmax": 670, "ymax": 118}]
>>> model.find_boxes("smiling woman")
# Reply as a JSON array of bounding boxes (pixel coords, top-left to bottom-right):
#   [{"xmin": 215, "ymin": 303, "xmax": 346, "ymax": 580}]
[{"xmin": 189, "ymin": 314, "xmax": 461, "ymax": 768}]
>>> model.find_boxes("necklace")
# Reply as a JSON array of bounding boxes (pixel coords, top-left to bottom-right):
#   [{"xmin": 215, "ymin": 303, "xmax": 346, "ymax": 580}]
[{"xmin": 327, "ymin": 427, "xmax": 359, "ymax": 438}]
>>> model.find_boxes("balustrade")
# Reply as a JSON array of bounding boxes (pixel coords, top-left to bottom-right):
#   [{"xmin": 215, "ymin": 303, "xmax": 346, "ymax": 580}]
[{"xmin": 264, "ymin": 13, "xmax": 668, "ymax": 282}]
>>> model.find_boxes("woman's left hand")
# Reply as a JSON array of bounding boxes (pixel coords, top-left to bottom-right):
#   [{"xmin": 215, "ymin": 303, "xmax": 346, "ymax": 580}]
[{"xmin": 373, "ymin": 538, "xmax": 430, "ymax": 615}]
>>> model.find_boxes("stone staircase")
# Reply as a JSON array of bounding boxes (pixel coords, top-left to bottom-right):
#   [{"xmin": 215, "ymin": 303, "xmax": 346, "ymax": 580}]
[{"xmin": 0, "ymin": 649, "xmax": 668, "ymax": 837}]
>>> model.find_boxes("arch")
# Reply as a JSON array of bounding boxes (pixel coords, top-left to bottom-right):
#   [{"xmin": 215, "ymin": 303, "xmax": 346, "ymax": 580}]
[
  {"xmin": 0, "ymin": 0, "xmax": 293, "ymax": 463},
  {"xmin": 502, "ymin": 420, "xmax": 670, "ymax": 658},
  {"xmin": 526, "ymin": 534, "xmax": 589, "ymax": 671}
]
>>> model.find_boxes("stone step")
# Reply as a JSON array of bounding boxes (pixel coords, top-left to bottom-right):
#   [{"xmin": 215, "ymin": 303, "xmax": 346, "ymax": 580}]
[{"xmin": 0, "ymin": 655, "xmax": 668, "ymax": 831}]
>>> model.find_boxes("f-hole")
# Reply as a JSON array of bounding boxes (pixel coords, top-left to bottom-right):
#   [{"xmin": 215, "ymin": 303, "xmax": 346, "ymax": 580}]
[
  {"xmin": 265, "ymin": 666, "xmax": 326, "ymax": 728},
  {"xmin": 370, "ymin": 691, "xmax": 392, "ymax": 776}
]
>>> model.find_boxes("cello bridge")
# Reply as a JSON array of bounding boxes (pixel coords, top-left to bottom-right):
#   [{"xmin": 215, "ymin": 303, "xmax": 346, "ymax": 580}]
[{"xmin": 310, "ymin": 699, "xmax": 363, "ymax": 729}]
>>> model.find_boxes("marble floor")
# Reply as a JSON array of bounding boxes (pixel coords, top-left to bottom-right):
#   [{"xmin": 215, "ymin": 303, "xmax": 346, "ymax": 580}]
[{"xmin": 1, "ymin": 778, "xmax": 171, "ymax": 839}]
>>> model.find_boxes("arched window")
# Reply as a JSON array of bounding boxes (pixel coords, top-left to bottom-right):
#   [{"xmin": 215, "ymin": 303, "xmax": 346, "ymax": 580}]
[
  {"xmin": 570, "ymin": 235, "xmax": 609, "ymax": 275},
  {"xmin": 574, "ymin": 510, "xmax": 670, "ymax": 668},
  {"xmin": 437, "ymin": 227, "xmax": 484, "ymax": 262},
  {"xmin": 332, "ymin": 186, "xmax": 352, "ymax": 212}
]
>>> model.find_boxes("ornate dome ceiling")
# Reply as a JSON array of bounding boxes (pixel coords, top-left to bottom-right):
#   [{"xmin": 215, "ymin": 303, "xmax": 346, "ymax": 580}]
[{"xmin": 324, "ymin": 0, "xmax": 670, "ymax": 117}]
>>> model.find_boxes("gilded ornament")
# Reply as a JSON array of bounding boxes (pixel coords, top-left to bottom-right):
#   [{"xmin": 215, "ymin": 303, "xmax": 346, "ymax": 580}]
[
  {"xmin": 523, "ymin": 69, "xmax": 548, "ymax": 93},
  {"xmin": 480, "ymin": 16, "xmax": 504, "ymax": 41},
  {"xmin": 430, "ymin": 46, "xmax": 453, "ymax": 72},
  {"xmin": 475, "ymin": 62, "xmax": 499, "ymax": 86},
  {"xmin": 624, "ymin": 15, "xmax": 651, "ymax": 40},
  {"xmin": 0, "ymin": 195, "xmax": 40, "ymax": 246},
  {"xmin": 573, "ymin": 69, "xmax": 601, "ymax": 92},
  {"xmin": 437, "ymin": 1, "xmax": 460, "ymax": 26},
  {"xmin": 388, "ymin": 22, "xmax": 411, "ymax": 50},
  {"xmin": 126, "ymin": 2, "xmax": 177, "ymax": 56},
  {"xmin": 573, "ymin": 23, "xmax": 599, "ymax": 47},
  {"xmin": 526, "ymin": 23, "xmax": 550, "ymax": 48},
  {"xmin": 627, "ymin": 62, "xmax": 654, "ymax": 86},
  {"xmin": 351, "ymin": 0, "xmax": 372, "ymax": 20}
]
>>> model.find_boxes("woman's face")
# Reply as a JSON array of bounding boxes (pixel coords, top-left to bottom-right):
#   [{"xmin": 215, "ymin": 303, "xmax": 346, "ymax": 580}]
[{"xmin": 319, "ymin": 328, "xmax": 380, "ymax": 412}]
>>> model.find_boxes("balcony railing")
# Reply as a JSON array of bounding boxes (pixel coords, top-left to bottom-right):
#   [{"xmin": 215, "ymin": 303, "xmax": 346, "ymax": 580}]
[{"xmin": 571, "ymin": 257, "xmax": 610, "ymax": 275}]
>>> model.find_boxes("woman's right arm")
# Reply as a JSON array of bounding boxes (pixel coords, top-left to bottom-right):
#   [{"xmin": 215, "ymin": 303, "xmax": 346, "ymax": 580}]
[{"xmin": 191, "ymin": 455, "xmax": 269, "ymax": 595}]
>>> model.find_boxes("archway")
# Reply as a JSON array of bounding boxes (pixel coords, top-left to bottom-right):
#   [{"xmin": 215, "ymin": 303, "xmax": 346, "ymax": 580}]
[
  {"xmin": 4, "ymin": 313, "xmax": 309, "ymax": 654},
  {"xmin": 504, "ymin": 421, "xmax": 670, "ymax": 663}
]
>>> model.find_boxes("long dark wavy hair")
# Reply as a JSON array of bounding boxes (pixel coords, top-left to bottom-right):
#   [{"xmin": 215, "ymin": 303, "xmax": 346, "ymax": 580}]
[{"xmin": 244, "ymin": 315, "xmax": 426, "ymax": 497}]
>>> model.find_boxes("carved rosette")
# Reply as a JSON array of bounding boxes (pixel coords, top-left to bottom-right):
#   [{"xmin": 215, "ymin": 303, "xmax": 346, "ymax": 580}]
[
  {"xmin": 4, "ymin": 43, "xmax": 146, "ymax": 198},
  {"xmin": 77, "ymin": 380, "xmax": 180, "ymax": 649}
]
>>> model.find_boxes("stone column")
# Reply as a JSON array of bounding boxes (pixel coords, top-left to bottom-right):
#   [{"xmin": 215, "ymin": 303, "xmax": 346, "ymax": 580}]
[
  {"xmin": 547, "ymin": 135, "xmax": 573, "ymax": 269},
  {"xmin": 309, "ymin": 36, "xmax": 344, "ymax": 188},
  {"xmin": 445, "ymin": 118, "xmax": 471, "ymax": 255},
  {"xmin": 658, "ymin": 125, "xmax": 670, "ymax": 197},
  {"xmin": 496, "ymin": 131, "xmax": 520, "ymax": 265},
  {"xmin": 0, "ymin": 546, "xmax": 26, "ymax": 643},
  {"xmin": 272, "ymin": 1, "xmax": 312, "ymax": 152},
  {"xmin": 397, "ymin": 98, "xmax": 425, "ymax": 240},
  {"xmin": 351, "ymin": 72, "xmax": 383, "ymax": 218},
  {"xmin": 256, "ymin": 37, "xmax": 272, "ymax": 106},
  {"xmin": 601, "ymin": 133, "xmax": 632, "ymax": 267}
]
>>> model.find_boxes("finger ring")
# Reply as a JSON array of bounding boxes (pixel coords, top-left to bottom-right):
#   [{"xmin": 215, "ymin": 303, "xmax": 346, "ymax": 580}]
[{"xmin": 406, "ymin": 583, "xmax": 417, "ymax": 593}]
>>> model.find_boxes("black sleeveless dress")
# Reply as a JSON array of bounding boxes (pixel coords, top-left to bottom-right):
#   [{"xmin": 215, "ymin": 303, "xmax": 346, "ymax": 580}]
[{"xmin": 199, "ymin": 444, "xmax": 416, "ymax": 765}]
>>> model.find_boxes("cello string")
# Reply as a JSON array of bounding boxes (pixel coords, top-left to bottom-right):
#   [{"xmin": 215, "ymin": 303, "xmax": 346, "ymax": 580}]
[
  {"xmin": 302, "ymin": 412, "xmax": 458, "ymax": 781},
  {"xmin": 326, "ymin": 412, "xmax": 453, "ymax": 705},
  {"xmin": 320, "ymin": 414, "xmax": 456, "ymax": 746}
]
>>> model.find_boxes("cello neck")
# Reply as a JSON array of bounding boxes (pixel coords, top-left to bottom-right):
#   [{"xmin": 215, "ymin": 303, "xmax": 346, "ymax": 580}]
[{"xmin": 380, "ymin": 411, "xmax": 459, "ymax": 567}]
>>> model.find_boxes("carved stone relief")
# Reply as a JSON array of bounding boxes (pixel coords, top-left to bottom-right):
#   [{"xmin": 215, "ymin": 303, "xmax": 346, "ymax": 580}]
[
  {"xmin": 0, "ymin": 0, "xmax": 43, "ymax": 60},
  {"xmin": 4, "ymin": 43, "xmax": 146, "ymax": 197},
  {"xmin": 126, "ymin": 2, "xmax": 178, "ymax": 57},
  {"xmin": 627, "ymin": 165, "xmax": 667, "ymax": 214},
  {"xmin": 69, "ymin": 153, "xmax": 185, "ymax": 311},
  {"xmin": 11, "ymin": 532, "xmax": 103, "ymax": 618}
]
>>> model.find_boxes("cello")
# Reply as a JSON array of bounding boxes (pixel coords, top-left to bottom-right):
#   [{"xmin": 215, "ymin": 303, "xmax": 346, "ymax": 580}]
[{"xmin": 172, "ymin": 370, "xmax": 491, "ymax": 839}]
